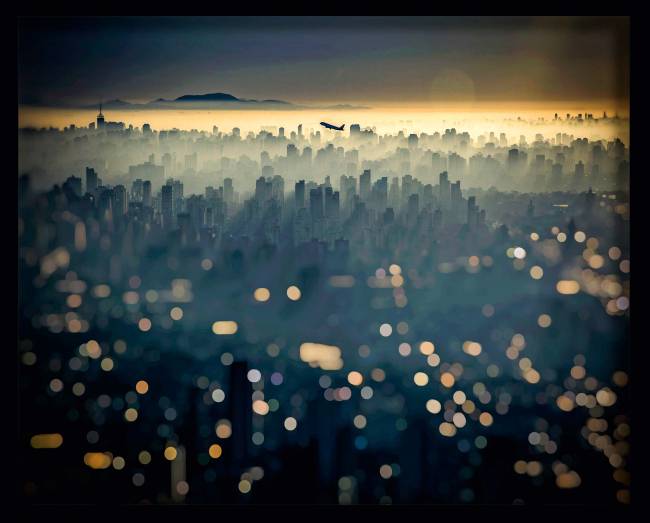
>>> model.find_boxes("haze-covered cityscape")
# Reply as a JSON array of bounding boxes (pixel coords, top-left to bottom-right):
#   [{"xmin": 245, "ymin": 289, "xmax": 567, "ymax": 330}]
[{"xmin": 18, "ymin": 16, "xmax": 630, "ymax": 508}]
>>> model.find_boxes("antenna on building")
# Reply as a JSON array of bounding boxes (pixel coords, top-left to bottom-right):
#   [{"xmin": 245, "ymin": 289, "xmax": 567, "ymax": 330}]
[{"xmin": 96, "ymin": 100, "xmax": 105, "ymax": 128}]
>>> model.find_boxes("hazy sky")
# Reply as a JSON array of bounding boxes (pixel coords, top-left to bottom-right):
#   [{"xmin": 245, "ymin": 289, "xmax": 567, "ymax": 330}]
[{"xmin": 18, "ymin": 16, "xmax": 629, "ymax": 108}]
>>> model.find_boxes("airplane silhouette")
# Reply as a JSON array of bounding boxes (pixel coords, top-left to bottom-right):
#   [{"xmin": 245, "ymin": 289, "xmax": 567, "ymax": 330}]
[{"xmin": 320, "ymin": 122, "xmax": 345, "ymax": 131}]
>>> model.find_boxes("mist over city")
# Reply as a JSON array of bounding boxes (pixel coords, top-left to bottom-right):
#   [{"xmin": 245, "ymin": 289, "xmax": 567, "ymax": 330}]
[{"xmin": 18, "ymin": 16, "xmax": 630, "ymax": 509}]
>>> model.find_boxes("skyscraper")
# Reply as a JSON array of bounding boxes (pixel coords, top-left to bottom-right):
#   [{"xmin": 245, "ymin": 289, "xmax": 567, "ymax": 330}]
[
  {"xmin": 96, "ymin": 103, "xmax": 105, "ymax": 129},
  {"xmin": 255, "ymin": 176, "xmax": 272, "ymax": 203},
  {"xmin": 184, "ymin": 153, "xmax": 197, "ymax": 171},
  {"xmin": 467, "ymin": 196, "xmax": 479, "ymax": 229},
  {"xmin": 131, "ymin": 179, "xmax": 143, "ymax": 202},
  {"xmin": 85, "ymin": 167, "xmax": 98, "ymax": 194},
  {"xmin": 172, "ymin": 180, "xmax": 184, "ymax": 216},
  {"xmin": 223, "ymin": 178, "xmax": 234, "ymax": 206},
  {"xmin": 407, "ymin": 193, "xmax": 419, "ymax": 226},
  {"xmin": 113, "ymin": 185, "xmax": 127, "ymax": 216},
  {"xmin": 439, "ymin": 171, "xmax": 450, "ymax": 206},
  {"xmin": 161, "ymin": 184, "xmax": 174, "ymax": 230},
  {"xmin": 432, "ymin": 153, "xmax": 447, "ymax": 178},
  {"xmin": 324, "ymin": 186, "xmax": 340, "ymax": 220},
  {"xmin": 142, "ymin": 181, "xmax": 152, "ymax": 208},
  {"xmin": 360, "ymin": 169, "xmax": 371, "ymax": 202},
  {"xmin": 310, "ymin": 187, "xmax": 324, "ymax": 221},
  {"xmin": 295, "ymin": 180, "xmax": 305, "ymax": 210},
  {"xmin": 450, "ymin": 181, "xmax": 461, "ymax": 202}
]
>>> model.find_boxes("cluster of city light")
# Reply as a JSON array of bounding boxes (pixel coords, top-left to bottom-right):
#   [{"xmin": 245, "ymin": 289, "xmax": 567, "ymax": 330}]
[
  {"xmin": 212, "ymin": 321, "xmax": 238, "ymax": 335},
  {"xmin": 19, "ymin": 151, "xmax": 631, "ymax": 506},
  {"xmin": 299, "ymin": 342, "xmax": 343, "ymax": 370}
]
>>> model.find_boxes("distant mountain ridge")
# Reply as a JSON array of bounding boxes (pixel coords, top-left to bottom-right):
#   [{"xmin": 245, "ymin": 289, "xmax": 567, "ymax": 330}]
[
  {"xmin": 174, "ymin": 92, "xmax": 240, "ymax": 103},
  {"xmin": 77, "ymin": 92, "xmax": 294, "ymax": 110},
  {"xmin": 31, "ymin": 92, "xmax": 369, "ymax": 111}
]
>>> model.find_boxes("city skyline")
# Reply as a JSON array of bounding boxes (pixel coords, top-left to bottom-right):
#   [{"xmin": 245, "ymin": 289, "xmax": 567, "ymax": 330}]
[{"xmin": 18, "ymin": 116, "xmax": 631, "ymax": 504}]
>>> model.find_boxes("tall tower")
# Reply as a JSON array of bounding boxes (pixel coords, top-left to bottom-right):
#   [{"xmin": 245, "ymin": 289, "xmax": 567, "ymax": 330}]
[{"xmin": 96, "ymin": 102, "xmax": 105, "ymax": 129}]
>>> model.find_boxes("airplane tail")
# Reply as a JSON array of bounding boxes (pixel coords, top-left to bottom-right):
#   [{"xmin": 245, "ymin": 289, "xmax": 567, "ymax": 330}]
[{"xmin": 341, "ymin": 124, "xmax": 345, "ymax": 130}]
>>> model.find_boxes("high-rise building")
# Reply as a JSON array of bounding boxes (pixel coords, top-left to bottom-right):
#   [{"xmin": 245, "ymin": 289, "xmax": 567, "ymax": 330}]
[
  {"xmin": 295, "ymin": 180, "xmax": 305, "ymax": 210},
  {"xmin": 96, "ymin": 103, "xmax": 105, "ymax": 129},
  {"xmin": 448, "ymin": 152, "xmax": 467, "ymax": 179},
  {"xmin": 302, "ymin": 146, "xmax": 312, "ymax": 164},
  {"xmin": 85, "ymin": 167, "xmax": 98, "ymax": 194},
  {"xmin": 255, "ymin": 176, "xmax": 272, "ymax": 203},
  {"xmin": 142, "ymin": 181, "xmax": 152, "ymax": 208},
  {"xmin": 407, "ymin": 193, "xmax": 419, "ymax": 226},
  {"xmin": 172, "ymin": 180, "xmax": 184, "ymax": 215},
  {"xmin": 439, "ymin": 171, "xmax": 450, "ymax": 206},
  {"xmin": 372, "ymin": 177, "xmax": 388, "ymax": 211},
  {"xmin": 310, "ymin": 187, "xmax": 324, "ymax": 221},
  {"xmin": 271, "ymin": 175, "xmax": 284, "ymax": 204},
  {"xmin": 223, "ymin": 178, "xmax": 234, "ymax": 205},
  {"xmin": 162, "ymin": 153, "xmax": 173, "ymax": 174},
  {"xmin": 97, "ymin": 187, "xmax": 114, "ymax": 217},
  {"xmin": 432, "ymin": 153, "xmax": 447, "ymax": 178},
  {"xmin": 507, "ymin": 148, "xmax": 520, "ymax": 174},
  {"xmin": 113, "ymin": 185, "xmax": 128, "ymax": 216},
  {"xmin": 450, "ymin": 180, "xmax": 461, "ymax": 203},
  {"xmin": 184, "ymin": 153, "xmax": 197, "ymax": 171},
  {"xmin": 467, "ymin": 196, "xmax": 479, "ymax": 229},
  {"xmin": 359, "ymin": 169, "xmax": 371, "ymax": 201},
  {"xmin": 287, "ymin": 144, "xmax": 298, "ymax": 158},
  {"xmin": 161, "ymin": 184, "xmax": 174, "ymax": 230},
  {"xmin": 324, "ymin": 186, "xmax": 340, "ymax": 219},
  {"xmin": 131, "ymin": 179, "xmax": 143, "ymax": 202}
]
